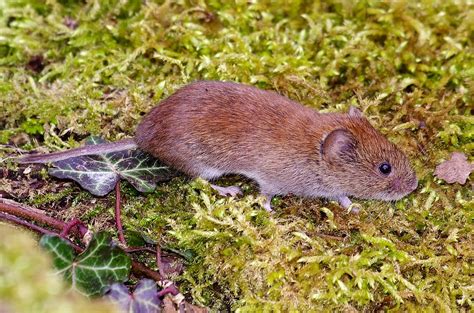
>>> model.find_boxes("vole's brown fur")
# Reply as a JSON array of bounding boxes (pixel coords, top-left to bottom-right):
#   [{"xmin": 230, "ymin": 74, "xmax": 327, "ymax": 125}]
[
  {"xmin": 135, "ymin": 81, "xmax": 417, "ymax": 204},
  {"xmin": 18, "ymin": 81, "xmax": 418, "ymax": 210}
]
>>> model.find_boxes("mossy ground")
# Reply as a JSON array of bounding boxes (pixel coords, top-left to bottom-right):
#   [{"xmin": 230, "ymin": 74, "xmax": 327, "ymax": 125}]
[{"xmin": 0, "ymin": 0, "xmax": 472, "ymax": 311}]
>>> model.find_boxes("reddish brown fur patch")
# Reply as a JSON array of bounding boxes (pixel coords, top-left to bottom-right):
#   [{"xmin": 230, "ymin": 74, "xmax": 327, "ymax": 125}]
[{"xmin": 135, "ymin": 81, "xmax": 417, "ymax": 201}]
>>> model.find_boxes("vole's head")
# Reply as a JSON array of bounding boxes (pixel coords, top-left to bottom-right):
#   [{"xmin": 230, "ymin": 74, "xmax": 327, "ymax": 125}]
[{"xmin": 320, "ymin": 107, "xmax": 418, "ymax": 201}]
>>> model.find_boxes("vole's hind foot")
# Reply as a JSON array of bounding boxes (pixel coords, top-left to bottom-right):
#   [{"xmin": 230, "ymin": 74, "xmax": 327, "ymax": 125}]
[
  {"xmin": 210, "ymin": 184, "xmax": 243, "ymax": 197},
  {"xmin": 261, "ymin": 195, "xmax": 273, "ymax": 212},
  {"xmin": 263, "ymin": 199, "xmax": 273, "ymax": 212}
]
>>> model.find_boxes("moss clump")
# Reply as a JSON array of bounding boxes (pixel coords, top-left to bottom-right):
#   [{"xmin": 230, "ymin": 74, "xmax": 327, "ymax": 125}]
[
  {"xmin": 28, "ymin": 187, "xmax": 75, "ymax": 205},
  {"xmin": 167, "ymin": 179, "xmax": 472, "ymax": 311},
  {"xmin": 1, "ymin": 0, "xmax": 472, "ymax": 311},
  {"xmin": 0, "ymin": 224, "xmax": 117, "ymax": 313}
]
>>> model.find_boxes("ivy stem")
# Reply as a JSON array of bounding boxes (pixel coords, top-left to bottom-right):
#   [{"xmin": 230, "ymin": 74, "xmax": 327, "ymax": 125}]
[
  {"xmin": 0, "ymin": 212, "xmax": 83, "ymax": 252},
  {"xmin": 60, "ymin": 218, "xmax": 88, "ymax": 238},
  {"xmin": 157, "ymin": 283, "xmax": 186, "ymax": 311},
  {"xmin": 156, "ymin": 245, "xmax": 166, "ymax": 279},
  {"xmin": 115, "ymin": 181, "xmax": 126, "ymax": 245},
  {"xmin": 0, "ymin": 212, "xmax": 56, "ymax": 235},
  {"xmin": 125, "ymin": 246, "xmax": 156, "ymax": 254},
  {"xmin": 0, "ymin": 198, "xmax": 82, "ymax": 237},
  {"xmin": 157, "ymin": 285, "xmax": 179, "ymax": 298},
  {"xmin": 130, "ymin": 260, "xmax": 162, "ymax": 282}
]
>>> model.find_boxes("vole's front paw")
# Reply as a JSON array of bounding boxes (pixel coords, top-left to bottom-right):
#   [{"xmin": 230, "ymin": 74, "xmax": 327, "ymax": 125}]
[
  {"xmin": 337, "ymin": 196, "xmax": 359, "ymax": 214},
  {"xmin": 210, "ymin": 184, "xmax": 243, "ymax": 197}
]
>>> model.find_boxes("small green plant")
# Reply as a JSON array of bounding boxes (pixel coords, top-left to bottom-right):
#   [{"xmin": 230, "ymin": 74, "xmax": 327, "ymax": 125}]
[{"xmin": 40, "ymin": 232, "xmax": 131, "ymax": 297}]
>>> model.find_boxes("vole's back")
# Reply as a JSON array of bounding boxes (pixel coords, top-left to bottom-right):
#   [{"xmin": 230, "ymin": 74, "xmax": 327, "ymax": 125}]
[{"xmin": 135, "ymin": 81, "xmax": 329, "ymax": 194}]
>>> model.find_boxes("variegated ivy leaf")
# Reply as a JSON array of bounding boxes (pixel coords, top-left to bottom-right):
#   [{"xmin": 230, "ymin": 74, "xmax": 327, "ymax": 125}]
[
  {"xmin": 40, "ymin": 232, "xmax": 131, "ymax": 297},
  {"xmin": 106, "ymin": 279, "xmax": 161, "ymax": 313},
  {"xmin": 48, "ymin": 136, "xmax": 173, "ymax": 196}
]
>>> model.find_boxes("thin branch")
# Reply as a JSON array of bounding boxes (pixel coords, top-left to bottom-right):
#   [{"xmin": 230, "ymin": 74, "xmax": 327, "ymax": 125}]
[
  {"xmin": 125, "ymin": 246, "xmax": 157, "ymax": 254},
  {"xmin": 0, "ymin": 198, "xmax": 69, "ymax": 232},
  {"xmin": 0, "ymin": 212, "xmax": 56, "ymax": 235},
  {"xmin": 131, "ymin": 260, "xmax": 162, "ymax": 281},
  {"xmin": 60, "ymin": 218, "xmax": 88, "ymax": 238},
  {"xmin": 115, "ymin": 182, "xmax": 126, "ymax": 244},
  {"xmin": 0, "ymin": 212, "xmax": 83, "ymax": 252},
  {"xmin": 156, "ymin": 245, "xmax": 166, "ymax": 279}
]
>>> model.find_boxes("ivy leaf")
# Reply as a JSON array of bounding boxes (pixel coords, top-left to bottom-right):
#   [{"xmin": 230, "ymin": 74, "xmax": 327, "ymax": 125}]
[
  {"xmin": 48, "ymin": 136, "xmax": 173, "ymax": 196},
  {"xmin": 434, "ymin": 152, "xmax": 474, "ymax": 184},
  {"xmin": 106, "ymin": 279, "xmax": 161, "ymax": 313},
  {"xmin": 40, "ymin": 232, "xmax": 131, "ymax": 297}
]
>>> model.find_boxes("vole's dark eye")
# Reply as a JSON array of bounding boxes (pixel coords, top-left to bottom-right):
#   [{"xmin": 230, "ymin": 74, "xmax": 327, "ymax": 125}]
[{"xmin": 379, "ymin": 162, "xmax": 391, "ymax": 175}]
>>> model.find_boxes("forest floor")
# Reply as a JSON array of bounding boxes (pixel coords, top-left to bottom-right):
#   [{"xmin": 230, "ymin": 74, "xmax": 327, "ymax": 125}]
[{"xmin": 0, "ymin": 0, "xmax": 472, "ymax": 311}]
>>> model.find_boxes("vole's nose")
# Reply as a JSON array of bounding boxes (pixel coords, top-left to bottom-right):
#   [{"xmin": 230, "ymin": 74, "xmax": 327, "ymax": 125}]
[{"xmin": 391, "ymin": 178, "xmax": 402, "ymax": 191}]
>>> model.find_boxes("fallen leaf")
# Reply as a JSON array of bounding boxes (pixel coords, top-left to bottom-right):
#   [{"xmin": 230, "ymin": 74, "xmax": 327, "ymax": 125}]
[
  {"xmin": 162, "ymin": 296, "xmax": 177, "ymax": 313},
  {"xmin": 184, "ymin": 302, "xmax": 209, "ymax": 313},
  {"xmin": 434, "ymin": 152, "xmax": 474, "ymax": 184},
  {"xmin": 160, "ymin": 255, "xmax": 184, "ymax": 277}
]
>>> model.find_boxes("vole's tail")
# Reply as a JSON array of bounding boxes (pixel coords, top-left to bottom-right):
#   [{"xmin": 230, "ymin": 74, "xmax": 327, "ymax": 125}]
[{"xmin": 16, "ymin": 138, "xmax": 138, "ymax": 164}]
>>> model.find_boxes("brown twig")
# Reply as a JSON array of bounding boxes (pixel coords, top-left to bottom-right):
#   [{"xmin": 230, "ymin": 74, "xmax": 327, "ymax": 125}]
[
  {"xmin": 0, "ymin": 212, "xmax": 57, "ymax": 236},
  {"xmin": 0, "ymin": 212, "xmax": 83, "ymax": 252},
  {"xmin": 131, "ymin": 260, "xmax": 162, "ymax": 281},
  {"xmin": 125, "ymin": 246, "xmax": 157, "ymax": 254},
  {"xmin": 115, "ymin": 182, "xmax": 126, "ymax": 244},
  {"xmin": 156, "ymin": 245, "xmax": 166, "ymax": 279},
  {"xmin": 0, "ymin": 198, "xmax": 71, "ymax": 233},
  {"xmin": 60, "ymin": 218, "xmax": 88, "ymax": 238}
]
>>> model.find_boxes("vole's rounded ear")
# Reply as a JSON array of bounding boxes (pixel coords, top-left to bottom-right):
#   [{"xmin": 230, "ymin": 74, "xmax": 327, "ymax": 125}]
[
  {"xmin": 320, "ymin": 129, "xmax": 357, "ymax": 162},
  {"xmin": 349, "ymin": 106, "xmax": 363, "ymax": 117}
]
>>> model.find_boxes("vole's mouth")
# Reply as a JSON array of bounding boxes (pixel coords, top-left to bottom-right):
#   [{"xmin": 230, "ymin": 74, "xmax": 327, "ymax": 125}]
[
  {"xmin": 352, "ymin": 175, "xmax": 418, "ymax": 202},
  {"xmin": 374, "ymin": 183, "xmax": 418, "ymax": 201}
]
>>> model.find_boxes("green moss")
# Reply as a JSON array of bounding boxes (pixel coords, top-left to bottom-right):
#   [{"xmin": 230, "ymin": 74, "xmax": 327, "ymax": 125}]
[
  {"xmin": 1, "ymin": 0, "xmax": 473, "ymax": 311},
  {"xmin": 28, "ymin": 187, "xmax": 75, "ymax": 206},
  {"xmin": 166, "ymin": 179, "xmax": 472, "ymax": 311}
]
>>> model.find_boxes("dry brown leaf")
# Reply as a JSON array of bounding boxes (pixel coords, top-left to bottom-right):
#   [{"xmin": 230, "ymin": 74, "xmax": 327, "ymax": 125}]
[
  {"xmin": 184, "ymin": 302, "xmax": 209, "ymax": 313},
  {"xmin": 434, "ymin": 152, "xmax": 474, "ymax": 184},
  {"xmin": 161, "ymin": 296, "xmax": 177, "ymax": 313}
]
